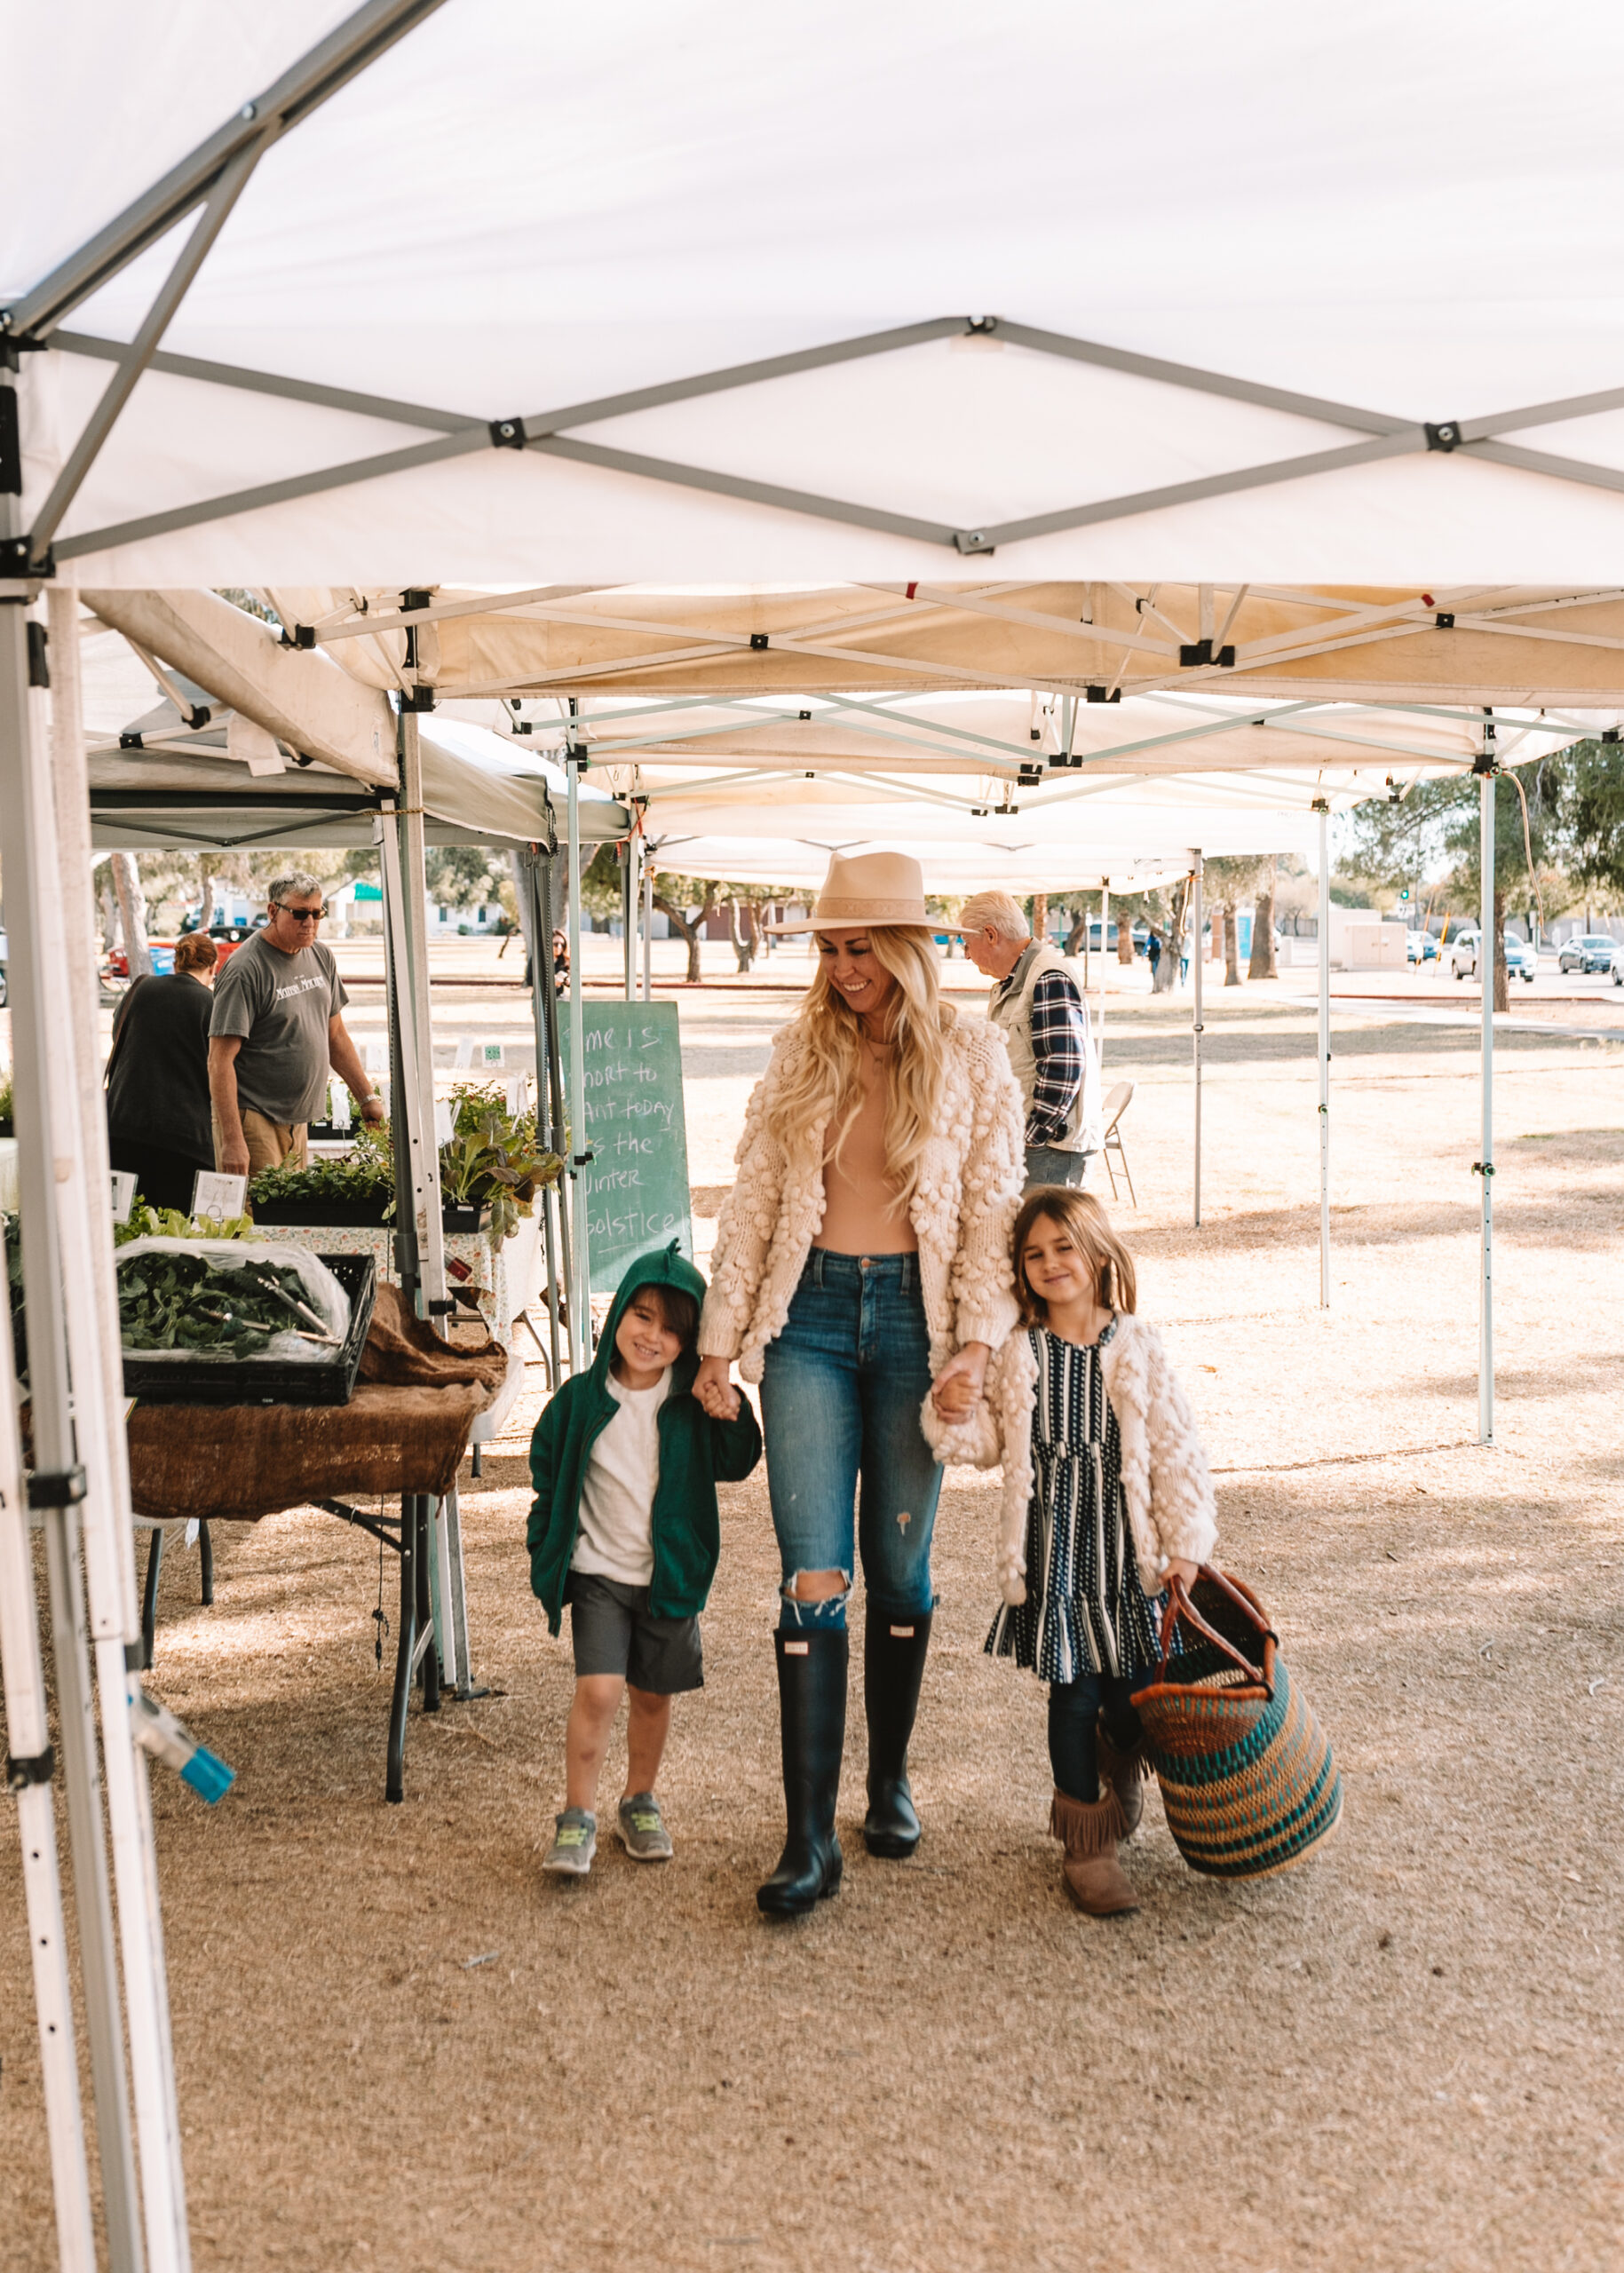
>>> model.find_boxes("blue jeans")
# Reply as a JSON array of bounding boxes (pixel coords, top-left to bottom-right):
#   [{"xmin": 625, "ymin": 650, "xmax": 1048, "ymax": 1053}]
[
  {"xmin": 759, "ymin": 1250, "xmax": 942, "ymax": 1631},
  {"xmin": 1024, "ymin": 1143, "xmax": 1094, "ymax": 1193}
]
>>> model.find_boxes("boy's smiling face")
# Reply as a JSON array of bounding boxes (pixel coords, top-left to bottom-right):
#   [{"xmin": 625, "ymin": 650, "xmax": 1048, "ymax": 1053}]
[{"xmin": 613, "ymin": 1291, "xmax": 684, "ymax": 1389}]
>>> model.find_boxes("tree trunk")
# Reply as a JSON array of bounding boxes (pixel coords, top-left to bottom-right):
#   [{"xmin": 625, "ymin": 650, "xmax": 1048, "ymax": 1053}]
[
  {"xmin": 1064, "ymin": 908, "xmax": 1087, "ymax": 956},
  {"xmin": 1031, "ymin": 891, "xmax": 1049, "ymax": 947},
  {"xmin": 1248, "ymin": 858, "xmax": 1279, "ymax": 978},
  {"xmin": 110, "ymin": 852, "xmax": 153, "ymax": 978},
  {"xmin": 726, "ymin": 898, "xmax": 756, "ymax": 974},
  {"xmin": 653, "ymin": 895, "xmax": 701, "ymax": 983},
  {"xmin": 1223, "ymin": 900, "xmax": 1242, "ymax": 986},
  {"xmin": 1117, "ymin": 913, "xmax": 1135, "ymax": 965},
  {"xmin": 100, "ymin": 879, "xmax": 122, "ymax": 957},
  {"xmin": 1493, "ymin": 884, "xmax": 1509, "ymax": 1013}
]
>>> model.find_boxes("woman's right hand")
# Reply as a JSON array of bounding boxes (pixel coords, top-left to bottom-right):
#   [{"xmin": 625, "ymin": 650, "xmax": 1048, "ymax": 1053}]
[{"xmin": 693, "ymin": 1354, "xmax": 741, "ymax": 1420}]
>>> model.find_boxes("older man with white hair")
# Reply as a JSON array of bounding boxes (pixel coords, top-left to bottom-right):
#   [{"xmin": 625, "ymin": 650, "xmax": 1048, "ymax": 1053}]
[
  {"xmin": 959, "ymin": 889, "xmax": 1101, "ymax": 1192},
  {"xmin": 208, "ymin": 869, "xmax": 384, "ymax": 1179}
]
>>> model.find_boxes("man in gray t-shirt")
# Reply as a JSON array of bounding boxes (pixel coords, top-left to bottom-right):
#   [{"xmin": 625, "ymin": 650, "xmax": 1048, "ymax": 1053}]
[{"xmin": 208, "ymin": 870, "xmax": 384, "ymax": 1178}]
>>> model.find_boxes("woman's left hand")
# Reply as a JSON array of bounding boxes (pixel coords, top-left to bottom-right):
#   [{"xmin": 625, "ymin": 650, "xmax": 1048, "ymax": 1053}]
[{"xmin": 931, "ymin": 1342, "xmax": 990, "ymax": 1421}]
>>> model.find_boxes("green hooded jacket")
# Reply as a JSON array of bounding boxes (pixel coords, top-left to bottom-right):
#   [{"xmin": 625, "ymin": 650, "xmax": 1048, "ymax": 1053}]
[{"xmin": 527, "ymin": 1242, "xmax": 762, "ymax": 1632}]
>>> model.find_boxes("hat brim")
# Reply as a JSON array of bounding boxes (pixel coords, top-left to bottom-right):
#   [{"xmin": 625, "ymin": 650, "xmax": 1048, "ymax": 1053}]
[{"xmin": 762, "ymin": 907, "xmax": 943, "ymax": 936}]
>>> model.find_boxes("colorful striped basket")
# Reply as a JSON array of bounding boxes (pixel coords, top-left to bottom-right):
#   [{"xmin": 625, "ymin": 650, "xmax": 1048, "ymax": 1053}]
[{"xmin": 1135, "ymin": 1566, "xmax": 1342, "ymax": 1881}]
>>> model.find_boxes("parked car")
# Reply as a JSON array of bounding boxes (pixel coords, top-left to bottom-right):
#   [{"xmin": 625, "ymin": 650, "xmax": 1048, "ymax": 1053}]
[
  {"xmin": 1406, "ymin": 929, "xmax": 1438, "ymax": 963},
  {"xmin": 1449, "ymin": 929, "xmax": 1536, "ymax": 983},
  {"xmin": 207, "ymin": 919, "xmax": 263, "ymax": 964},
  {"xmin": 1557, "ymin": 933, "xmax": 1618, "ymax": 975},
  {"xmin": 104, "ymin": 939, "xmax": 178, "ymax": 980}
]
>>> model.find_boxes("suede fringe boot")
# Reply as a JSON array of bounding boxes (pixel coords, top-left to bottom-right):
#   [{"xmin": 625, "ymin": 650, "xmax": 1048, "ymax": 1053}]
[
  {"xmin": 1050, "ymin": 1786, "xmax": 1138, "ymax": 1916},
  {"xmin": 1096, "ymin": 1723, "xmax": 1152, "ymax": 1839},
  {"xmin": 757, "ymin": 1628, "xmax": 848, "ymax": 1917},
  {"xmin": 862, "ymin": 1605, "xmax": 932, "ymax": 1858}
]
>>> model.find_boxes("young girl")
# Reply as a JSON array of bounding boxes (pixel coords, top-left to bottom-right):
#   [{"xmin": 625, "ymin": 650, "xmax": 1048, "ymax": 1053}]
[{"xmin": 925, "ymin": 1189, "xmax": 1218, "ymax": 1917}]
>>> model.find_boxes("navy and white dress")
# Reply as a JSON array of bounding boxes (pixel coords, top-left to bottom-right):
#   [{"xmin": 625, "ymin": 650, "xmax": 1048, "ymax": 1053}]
[{"xmin": 985, "ymin": 1320, "xmax": 1172, "ymax": 1687}]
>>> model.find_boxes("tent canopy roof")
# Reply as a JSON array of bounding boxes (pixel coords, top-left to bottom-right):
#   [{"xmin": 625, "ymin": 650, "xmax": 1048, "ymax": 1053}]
[{"xmin": 11, "ymin": 4, "xmax": 1624, "ymax": 586}]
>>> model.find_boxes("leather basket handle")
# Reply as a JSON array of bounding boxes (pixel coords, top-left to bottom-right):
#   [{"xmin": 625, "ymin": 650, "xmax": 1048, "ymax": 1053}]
[{"xmin": 1156, "ymin": 1565, "xmax": 1269, "ymax": 1686}]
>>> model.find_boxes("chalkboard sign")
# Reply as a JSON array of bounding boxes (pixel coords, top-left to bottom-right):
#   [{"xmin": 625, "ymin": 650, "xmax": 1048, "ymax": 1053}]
[{"xmin": 559, "ymin": 1002, "xmax": 693, "ymax": 1295}]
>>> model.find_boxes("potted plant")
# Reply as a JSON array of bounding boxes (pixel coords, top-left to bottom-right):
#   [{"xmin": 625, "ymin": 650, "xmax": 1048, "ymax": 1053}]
[
  {"xmin": 439, "ymin": 1087, "xmax": 559, "ymax": 1241},
  {"xmin": 248, "ymin": 1123, "xmax": 396, "ymax": 1226}
]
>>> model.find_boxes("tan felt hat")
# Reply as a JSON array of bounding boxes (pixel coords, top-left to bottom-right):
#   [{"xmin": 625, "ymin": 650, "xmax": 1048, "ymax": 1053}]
[{"xmin": 764, "ymin": 849, "xmax": 935, "ymax": 933}]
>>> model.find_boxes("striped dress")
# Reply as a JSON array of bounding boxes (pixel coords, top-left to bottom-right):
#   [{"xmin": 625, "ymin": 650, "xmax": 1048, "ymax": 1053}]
[{"xmin": 985, "ymin": 1320, "xmax": 1171, "ymax": 1686}]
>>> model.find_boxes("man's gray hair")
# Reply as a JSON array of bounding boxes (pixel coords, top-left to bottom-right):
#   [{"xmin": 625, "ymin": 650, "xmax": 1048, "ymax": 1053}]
[
  {"xmin": 266, "ymin": 869, "xmax": 322, "ymax": 904},
  {"xmin": 958, "ymin": 889, "xmax": 1029, "ymax": 943}
]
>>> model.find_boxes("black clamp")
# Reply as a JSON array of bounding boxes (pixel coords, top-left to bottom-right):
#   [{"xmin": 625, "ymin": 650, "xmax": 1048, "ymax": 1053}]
[
  {"xmin": 1085, "ymin": 685, "xmax": 1121, "ymax": 704},
  {"xmin": 28, "ymin": 1466, "xmax": 86, "ymax": 1510},
  {"xmin": 1435, "ymin": 612, "xmax": 1456, "ymax": 630},
  {"xmin": 1424, "ymin": 421, "xmax": 1462, "ymax": 453},
  {"xmin": 1018, "ymin": 763, "xmax": 1044, "ymax": 786},
  {"xmin": 5, "ymin": 1745, "xmax": 54, "ymax": 1792},
  {"xmin": 291, "ymin": 623, "xmax": 317, "ymax": 649},
  {"xmin": 1179, "ymin": 639, "xmax": 1236, "ymax": 669},
  {"xmin": 427, "ymin": 1298, "xmax": 456, "ymax": 1316},
  {"xmin": 0, "ymin": 535, "xmax": 53, "ymax": 578},
  {"xmin": 1470, "ymin": 752, "xmax": 1500, "ymax": 778},
  {"xmin": 1471, "ymin": 1161, "xmax": 1496, "ymax": 1176},
  {"xmin": 953, "ymin": 528, "xmax": 994, "ymax": 555},
  {"xmin": 570, "ymin": 1151, "xmax": 596, "ymax": 1169},
  {"xmin": 489, "ymin": 417, "xmax": 527, "ymax": 449},
  {"xmin": 749, "ymin": 631, "xmax": 769, "ymax": 650},
  {"xmin": 27, "ymin": 619, "xmax": 49, "ymax": 686},
  {"xmin": 400, "ymin": 685, "xmax": 437, "ymax": 712}
]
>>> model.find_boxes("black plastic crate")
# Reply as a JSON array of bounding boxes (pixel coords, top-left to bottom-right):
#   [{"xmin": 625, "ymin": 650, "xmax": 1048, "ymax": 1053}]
[{"xmin": 122, "ymin": 1252, "xmax": 377, "ymax": 1407}]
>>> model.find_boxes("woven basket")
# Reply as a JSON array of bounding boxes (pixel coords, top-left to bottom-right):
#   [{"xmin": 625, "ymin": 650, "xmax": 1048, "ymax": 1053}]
[{"xmin": 1135, "ymin": 1567, "xmax": 1342, "ymax": 1881}]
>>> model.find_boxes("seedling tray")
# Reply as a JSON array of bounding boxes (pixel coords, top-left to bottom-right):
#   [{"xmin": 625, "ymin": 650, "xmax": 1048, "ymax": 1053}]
[
  {"xmin": 249, "ymin": 1191, "xmax": 393, "ymax": 1226},
  {"xmin": 122, "ymin": 1253, "xmax": 377, "ymax": 1407}
]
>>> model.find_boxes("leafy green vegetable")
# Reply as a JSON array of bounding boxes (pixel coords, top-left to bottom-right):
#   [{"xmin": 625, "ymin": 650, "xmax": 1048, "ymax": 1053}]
[
  {"xmin": 115, "ymin": 1198, "xmax": 254, "ymax": 1247},
  {"xmin": 245, "ymin": 1100, "xmax": 560, "ymax": 1244},
  {"xmin": 248, "ymin": 1119, "xmax": 395, "ymax": 1218},
  {"xmin": 117, "ymin": 1252, "xmax": 339, "ymax": 1360}
]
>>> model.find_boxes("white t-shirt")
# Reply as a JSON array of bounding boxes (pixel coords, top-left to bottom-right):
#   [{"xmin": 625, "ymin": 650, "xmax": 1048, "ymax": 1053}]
[{"xmin": 571, "ymin": 1369, "xmax": 669, "ymax": 1586}]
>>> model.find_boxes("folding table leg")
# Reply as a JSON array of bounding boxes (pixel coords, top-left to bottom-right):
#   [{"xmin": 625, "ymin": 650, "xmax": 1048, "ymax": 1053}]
[
  {"xmin": 416, "ymin": 1495, "xmax": 440, "ymax": 1714},
  {"xmin": 141, "ymin": 1527, "xmax": 163, "ymax": 1668},
  {"xmin": 386, "ymin": 1494, "xmax": 416, "ymax": 1804}
]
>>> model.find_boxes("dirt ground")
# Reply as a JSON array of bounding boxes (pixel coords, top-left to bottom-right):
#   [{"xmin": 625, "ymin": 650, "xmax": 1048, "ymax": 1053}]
[{"xmin": 4, "ymin": 980, "xmax": 1622, "ymax": 2272}]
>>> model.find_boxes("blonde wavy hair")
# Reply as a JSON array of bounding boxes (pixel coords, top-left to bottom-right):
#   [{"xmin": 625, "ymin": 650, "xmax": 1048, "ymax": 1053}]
[{"xmin": 765, "ymin": 925, "xmax": 953, "ymax": 1211}]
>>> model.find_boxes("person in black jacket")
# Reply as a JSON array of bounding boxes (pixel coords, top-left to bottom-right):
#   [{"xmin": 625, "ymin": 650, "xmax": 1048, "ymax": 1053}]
[{"xmin": 106, "ymin": 931, "xmax": 220, "ymax": 1213}]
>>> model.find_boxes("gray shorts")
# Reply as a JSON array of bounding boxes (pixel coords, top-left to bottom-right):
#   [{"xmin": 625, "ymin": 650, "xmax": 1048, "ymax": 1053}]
[
  {"xmin": 1024, "ymin": 1143, "xmax": 1094, "ymax": 1193},
  {"xmin": 564, "ymin": 1570, "xmax": 704, "ymax": 1695}
]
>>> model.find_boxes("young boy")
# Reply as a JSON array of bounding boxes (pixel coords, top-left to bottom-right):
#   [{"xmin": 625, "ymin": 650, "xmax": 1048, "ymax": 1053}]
[{"xmin": 527, "ymin": 1242, "xmax": 761, "ymax": 1875}]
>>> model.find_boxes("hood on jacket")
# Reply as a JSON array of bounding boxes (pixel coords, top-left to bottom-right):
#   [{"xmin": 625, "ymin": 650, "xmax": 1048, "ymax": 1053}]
[{"xmin": 593, "ymin": 1241, "xmax": 708, "ymax": 1396}]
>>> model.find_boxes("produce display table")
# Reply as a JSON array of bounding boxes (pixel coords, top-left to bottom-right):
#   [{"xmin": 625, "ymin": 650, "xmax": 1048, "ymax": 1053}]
[{"xmin": 128, "ymin": 1287, "xmax": 510, "ymax": 1801}]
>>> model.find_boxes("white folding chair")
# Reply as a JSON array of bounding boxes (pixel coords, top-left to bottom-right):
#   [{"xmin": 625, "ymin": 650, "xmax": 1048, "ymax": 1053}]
[{"xmin": 1100, "ymin": 1080, "xmax": 1137, "ymax": 1205}]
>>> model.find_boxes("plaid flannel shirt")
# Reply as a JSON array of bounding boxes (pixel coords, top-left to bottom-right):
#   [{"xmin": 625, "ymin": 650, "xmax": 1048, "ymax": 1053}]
[{"xmin": 997, "ymin": 957, "xmax": 1087, "ymax": 1144}]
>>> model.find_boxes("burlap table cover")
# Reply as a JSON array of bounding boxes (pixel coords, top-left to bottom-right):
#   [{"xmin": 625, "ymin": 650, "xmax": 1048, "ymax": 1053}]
[{"xmin": 125, "ymin": 1286, "xmax": 511, "ymax": 1522}]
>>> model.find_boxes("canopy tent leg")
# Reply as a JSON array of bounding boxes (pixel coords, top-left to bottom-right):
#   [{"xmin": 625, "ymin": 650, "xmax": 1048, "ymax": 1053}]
[
  {"xmin": 1478, "ymin": 762, "xmax": 1496, "ymax": 1445},
  {"xmin": 529, "ymin": 850, "xmax": 572, "ymax": 1381},
  {"xmin": 1316, "ymin": 798, "xmax": 1331, "ymax": 1307},
  {"xmin": 1098, "ymin": 883, "xmax": 1108, "ymax": 1063},
  {"xmin": 641, "ymin": 832, "xmax": 654, "ymax": 1002},
  {"xmin": 565, "ymin": 750, "xmax": 594, "ymax": 1372},
  {"xmin": 0, "ymin": 593, "xmax": 170, "ymax": 2273},
  {"xmin": 622, "ymin": 831, "xmax": 637, "ymax": 998},
  {"xmin": 1183, "ymin": 854, "xmax": 1192, "ymax": 1227},
  {"xmin": 0, "ymin": 1240, "xmax": 96, "ymax": 2270}
]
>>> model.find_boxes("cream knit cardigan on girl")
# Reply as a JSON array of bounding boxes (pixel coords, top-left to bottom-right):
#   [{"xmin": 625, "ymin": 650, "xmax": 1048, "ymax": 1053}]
[
  {"xmin": 698, "ymin": 1015, "xmax": 1025, "ymax": 1381},
  {"xmin": 920, "ymin": 1313, "xmax": 1219, "ymax": 1604}
]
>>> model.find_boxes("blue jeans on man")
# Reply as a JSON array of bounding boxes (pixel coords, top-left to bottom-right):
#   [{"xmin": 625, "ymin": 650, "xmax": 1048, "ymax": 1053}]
[{"xmin": 1024, "ymin": 1142, "xmax": 1094, "ymax": 1193}]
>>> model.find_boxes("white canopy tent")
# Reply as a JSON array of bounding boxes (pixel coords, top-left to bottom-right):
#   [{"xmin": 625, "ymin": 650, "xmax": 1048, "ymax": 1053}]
[{"xmin": 6, "ymin": 8, "xmax": 1624, "ymax": 2271}]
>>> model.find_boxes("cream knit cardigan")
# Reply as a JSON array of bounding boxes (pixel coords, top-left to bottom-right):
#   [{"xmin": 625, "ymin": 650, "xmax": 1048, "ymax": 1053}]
[
  {"xmin": 698, "ymin": 1014, "xmax": 1024, "ymax": 1381},
  {"xmin": 920, "ymin": 1313, "xmax": 1219, "ymax": 1604}
]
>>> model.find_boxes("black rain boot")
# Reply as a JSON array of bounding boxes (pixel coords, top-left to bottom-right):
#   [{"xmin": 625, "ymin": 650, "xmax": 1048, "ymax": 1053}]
[
  {"xmin": 757, "ymin": 1628, "xmax": 848, "ymax": 1917},
  {"xmin": 863, "ymin": 1605, "xmax": 932, "ymax": 1858}
]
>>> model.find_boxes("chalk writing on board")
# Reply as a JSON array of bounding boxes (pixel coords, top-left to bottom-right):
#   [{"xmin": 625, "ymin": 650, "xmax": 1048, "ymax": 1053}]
[{"xmin": 561, "ymin": 1003, "xmax": 693, "ymax": 1293}]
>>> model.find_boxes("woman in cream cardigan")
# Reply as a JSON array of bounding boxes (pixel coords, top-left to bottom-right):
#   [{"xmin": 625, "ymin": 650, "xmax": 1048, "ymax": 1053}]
[{"xmin": 693, "ymin": 851, "xmax": 1025, "ymax": 1916}]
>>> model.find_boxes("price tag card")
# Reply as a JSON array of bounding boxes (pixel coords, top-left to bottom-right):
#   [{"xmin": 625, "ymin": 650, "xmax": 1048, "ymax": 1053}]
[
  {"xmin": 479, "ymin": 1041, "xmax": 504, "ymax": 1067},
  {"xmin": 110, "ymin": 1171, "xmax": 138, "ymax": 1222},
  {"xmin": 433, "ymin": 1100, "xmax": 455, "ymax": 1145},
  {"xmin": 192, "ymin": 1170, "xmax": 247, "ymax": 1220}
]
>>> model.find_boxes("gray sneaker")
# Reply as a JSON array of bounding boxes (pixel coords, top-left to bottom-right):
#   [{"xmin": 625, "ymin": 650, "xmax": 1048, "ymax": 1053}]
[
  {"xmin": 542, "ymin": 1808, "xmax": 597, "ymax": 1876},
  {"xmin": 616, "ymin": 1792, "xmax": 674, "ymax": 1863}
]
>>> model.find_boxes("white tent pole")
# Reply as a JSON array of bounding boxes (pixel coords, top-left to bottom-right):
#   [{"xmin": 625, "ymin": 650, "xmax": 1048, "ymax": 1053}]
[
  {"xmin": 1183, "ymin": 854, "xmax": 1192, "ymax": 1227},
  {"xmin": 641, "ymin": 829, "xmax": 654, "ymax": 1002},
  {"xmin": 1315, "ymin": 797, "xmax": 1331, "ymax": 1307},
  {"xmin": 1479, "ymin": 757, "xmax": 1496, "ymax": 1445},
  {"xmin": 1098, "ymin": 883, "xmax": 1108, "ymax": 1061},
  {"xmin": 0, "ymin": 584, "xmax": 147, "ymax": 2271},
  {"xmin": 0, "ymin": 1252, "xmax": 95, "ymax": 2270},
  {"xmin": 566, "ymin": 751, "xmax": 592, "ymax": 1370},
  {"xmin": 622, "ymin": 830, "xmax": 638, "ymax": 999}
]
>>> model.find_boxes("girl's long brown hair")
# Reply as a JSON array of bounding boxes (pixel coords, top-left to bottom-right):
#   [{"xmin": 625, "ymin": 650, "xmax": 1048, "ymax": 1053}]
[{"xmin": 1011, "ymin": 1188, "xmax": 1137, "ymax": 1325}]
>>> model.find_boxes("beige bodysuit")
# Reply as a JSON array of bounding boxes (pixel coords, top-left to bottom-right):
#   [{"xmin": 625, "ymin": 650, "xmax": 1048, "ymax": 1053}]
[{"xmin": 814, "ymin": 1044, "xmax": 918, "ymax": 1255}]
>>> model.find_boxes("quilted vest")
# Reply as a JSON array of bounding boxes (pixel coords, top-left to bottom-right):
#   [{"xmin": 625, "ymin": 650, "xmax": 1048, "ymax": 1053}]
[{"xmin": 987, "ymin": 941, "xmax": 1101, "ymax": 1154}]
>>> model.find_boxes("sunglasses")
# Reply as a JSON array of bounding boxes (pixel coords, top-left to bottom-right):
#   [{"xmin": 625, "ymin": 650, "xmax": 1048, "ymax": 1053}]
[{"xmin": 272, "ymin": 901, "xmax": 327, "ymax": 923}]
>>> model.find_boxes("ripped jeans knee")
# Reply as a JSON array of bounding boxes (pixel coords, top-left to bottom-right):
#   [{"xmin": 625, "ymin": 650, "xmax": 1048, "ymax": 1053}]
[{"xmin": 779, "ymin": 1569, "xmax": 852, "ymax": 1632}]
